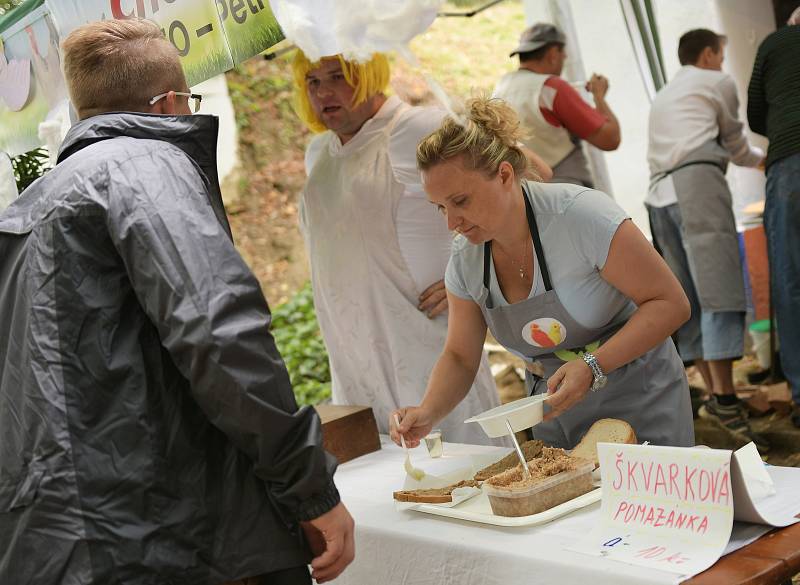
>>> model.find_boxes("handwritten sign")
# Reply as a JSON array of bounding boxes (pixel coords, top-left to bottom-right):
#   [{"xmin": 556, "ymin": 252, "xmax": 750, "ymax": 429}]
[{"xmin": 571, "ymin": 443, "xmax": 734, "ymax": 576}]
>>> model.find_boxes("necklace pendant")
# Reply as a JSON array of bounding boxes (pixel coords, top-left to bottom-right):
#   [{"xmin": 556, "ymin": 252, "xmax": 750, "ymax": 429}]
[{"xmin": 519, "ymin": 268, "xmax": 525, "ymax": 279}]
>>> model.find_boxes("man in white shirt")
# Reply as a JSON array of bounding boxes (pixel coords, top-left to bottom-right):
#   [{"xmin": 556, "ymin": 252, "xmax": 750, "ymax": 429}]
[
  {"xmin": 290, "ymin": 51, "xmax": 502, "ymax": 445},
  {"xmin": 646, "ymin": 29, "xmax": 766, "ymax": 450}
]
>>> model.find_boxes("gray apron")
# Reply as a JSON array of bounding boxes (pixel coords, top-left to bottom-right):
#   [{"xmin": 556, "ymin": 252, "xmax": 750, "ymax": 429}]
[
  {"xmin": 552, "ymin": 141, "xmax": 594, "ymax": 188},
  {"xmin": 477, "ymin": 185, "xmax": 694, "ymax": 449},
  {"xmin": 651, "ymin": 140, "xmax": 746, "ymax": 312}
]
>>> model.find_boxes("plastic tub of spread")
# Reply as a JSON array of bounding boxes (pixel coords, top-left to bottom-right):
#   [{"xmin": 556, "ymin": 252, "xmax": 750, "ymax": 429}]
[{"xmin": 483, "ymin": 459, "xmax": 594, "ymax": 517}]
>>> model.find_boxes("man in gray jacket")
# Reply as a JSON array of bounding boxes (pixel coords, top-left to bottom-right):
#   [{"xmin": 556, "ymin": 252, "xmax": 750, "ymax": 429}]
[{"xmin": 0, "ymin": 19, "xmax": 354, "ymax": 585}]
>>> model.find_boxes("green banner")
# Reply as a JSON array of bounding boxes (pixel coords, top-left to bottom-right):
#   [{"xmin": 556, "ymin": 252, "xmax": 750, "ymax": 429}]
[{"xmin": 0, "ymin": 0, "xmax": 283, "ymax": 155}]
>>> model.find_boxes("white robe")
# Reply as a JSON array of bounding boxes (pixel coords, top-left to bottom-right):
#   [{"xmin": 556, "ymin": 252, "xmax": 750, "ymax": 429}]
[{"xmin": 300, "ymin": 98, "xmax": 502, "ymax": 445}]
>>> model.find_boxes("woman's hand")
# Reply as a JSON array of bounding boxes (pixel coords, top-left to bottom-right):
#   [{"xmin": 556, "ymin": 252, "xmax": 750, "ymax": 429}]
[
  {"xmin": 543, "ymin": 359, "xmax": 594, "ymax": 421},
  {"xmin": 390, "ymin": 407, "xmax": 435, "ymax": 448}
]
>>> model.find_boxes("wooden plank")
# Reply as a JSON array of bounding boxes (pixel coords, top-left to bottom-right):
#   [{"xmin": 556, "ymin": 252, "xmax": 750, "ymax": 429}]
[
  {"xmin": 315, "ymin": 404, "xmax": 381, "ymax": 464},
  {"xmin": 739, "ymin": 523, "xmax": 800, "ymax": 572},
  {"xmin": 685, "ymin": 522, "xmax": 800, "ymax": 585},
  {"xmin": 685, "ymin": 553, "xmax": 785, "ymax": 585}
]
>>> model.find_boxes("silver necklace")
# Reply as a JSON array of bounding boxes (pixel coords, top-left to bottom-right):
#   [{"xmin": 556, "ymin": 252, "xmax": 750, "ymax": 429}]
[{"xmin": 502, "ymin": 238, "xmax": 530, "ymax": 280}]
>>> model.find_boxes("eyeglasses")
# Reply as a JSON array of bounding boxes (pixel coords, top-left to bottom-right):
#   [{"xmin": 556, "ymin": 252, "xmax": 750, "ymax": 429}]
[{"xmin": 149, "ymin": 92, "xmax": 203, "ymax": 113}]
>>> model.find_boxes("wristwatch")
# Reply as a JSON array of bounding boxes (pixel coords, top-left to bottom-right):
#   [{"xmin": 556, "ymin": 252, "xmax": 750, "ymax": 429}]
[{"xmin": 582, "ymin": 352, "xmax": 608, "ymax": 391}]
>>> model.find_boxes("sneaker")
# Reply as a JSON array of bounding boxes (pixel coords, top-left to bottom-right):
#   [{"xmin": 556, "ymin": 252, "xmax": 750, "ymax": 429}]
[{"xmin": 698, "ymin": 396, "xmax": 770, "ymax": 452}]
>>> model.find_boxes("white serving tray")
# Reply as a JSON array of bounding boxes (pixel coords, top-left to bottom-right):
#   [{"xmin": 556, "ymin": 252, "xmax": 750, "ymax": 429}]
[{"xmin": 410, "ymin": 486, "xmax": 601, "ymax": 527}]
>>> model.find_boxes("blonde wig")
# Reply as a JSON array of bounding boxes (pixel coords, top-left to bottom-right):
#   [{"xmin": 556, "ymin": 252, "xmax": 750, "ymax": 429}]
[{"xmin": 291, "ymin": 51, "xmax": 391, "ymax": 133}]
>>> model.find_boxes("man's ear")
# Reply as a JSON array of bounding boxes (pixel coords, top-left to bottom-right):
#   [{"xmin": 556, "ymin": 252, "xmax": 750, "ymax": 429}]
[
  {"xmin": 161, "ymin": 91, "xmax": 179, "ymax": 115},
  {"xmin": 546, "ymin": 45, "xmax": 561, "ymax": 65},
  {"xmin": 698, "ymin": 46, "xmax": 714, "ymax": 67}
]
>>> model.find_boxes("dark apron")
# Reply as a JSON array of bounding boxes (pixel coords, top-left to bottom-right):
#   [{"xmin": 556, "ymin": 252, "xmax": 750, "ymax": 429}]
[
  {"xmin": 650, "ymin": 140, "xmax": 746, "ymax": 312},
  {"xmin": 476, "ymin": 184, "xmax": 694, "ymax": 449}
]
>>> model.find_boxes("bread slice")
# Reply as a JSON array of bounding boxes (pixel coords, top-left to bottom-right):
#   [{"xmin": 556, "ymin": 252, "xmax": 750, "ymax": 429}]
[
  {"xmin": 393, "ymin": 479, "xmax": 480, "ymax": 503},
  {"xmin": 570, "ymin": 418, "xmax": 637, "ymax": 466},
  {"xmin": 473, "ymin": 439, "xmax": 544, "ymax": 481}
]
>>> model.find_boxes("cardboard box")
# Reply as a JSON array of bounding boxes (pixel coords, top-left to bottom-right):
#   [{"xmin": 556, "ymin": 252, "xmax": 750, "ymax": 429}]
[{"xmin": 314, "ymin": 404, "xmax": 381, "ymax": 464}]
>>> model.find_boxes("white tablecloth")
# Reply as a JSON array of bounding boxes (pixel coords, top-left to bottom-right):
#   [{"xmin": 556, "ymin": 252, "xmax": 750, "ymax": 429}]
[{"xmin": 330, "ymin": 437, "xmax": 685, "ymax": 585}]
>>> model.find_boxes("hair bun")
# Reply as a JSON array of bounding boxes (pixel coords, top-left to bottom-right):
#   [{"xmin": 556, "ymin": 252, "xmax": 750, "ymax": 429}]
[{"xmin": 465, "ymin": 96, "xmax": 524, "ymax": 148}]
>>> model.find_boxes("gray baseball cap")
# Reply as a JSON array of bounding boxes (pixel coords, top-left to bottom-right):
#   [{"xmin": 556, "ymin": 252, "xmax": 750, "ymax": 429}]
[{"xmin": 509, "ymin": 23, "xmax": 567, "ymax": 57}]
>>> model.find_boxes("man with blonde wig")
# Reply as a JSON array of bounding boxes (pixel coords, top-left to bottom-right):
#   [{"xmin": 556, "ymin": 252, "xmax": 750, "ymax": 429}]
[
  {"xmin": 0, "ymin": 19, "xmax": 353, "ymax": 585},
  {"xmin": 292, "ymin": 50, "xmax": 502, "ymax": 444}
]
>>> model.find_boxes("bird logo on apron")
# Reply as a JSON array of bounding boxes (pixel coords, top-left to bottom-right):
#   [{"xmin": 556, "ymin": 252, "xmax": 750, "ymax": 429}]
[{"xmin": 522, "ymin": 318, "xmax": 567, "ymax": 348}]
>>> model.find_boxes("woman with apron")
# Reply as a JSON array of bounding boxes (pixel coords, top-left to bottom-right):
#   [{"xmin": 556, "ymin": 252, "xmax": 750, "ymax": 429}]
[{"xmin": 391, "ymin": 97, "xmax": 694, "ymax": 449}]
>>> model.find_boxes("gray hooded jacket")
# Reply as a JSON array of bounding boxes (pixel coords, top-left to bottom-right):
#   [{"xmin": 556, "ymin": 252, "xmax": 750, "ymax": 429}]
[{"xmin": 0, "ymin": 113, "xmax": 339, "ymax": 584}]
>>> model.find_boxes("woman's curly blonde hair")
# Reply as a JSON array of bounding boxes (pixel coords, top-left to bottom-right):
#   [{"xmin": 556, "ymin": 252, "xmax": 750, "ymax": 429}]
[
  {"xmin": 291, "ymin": 50, "xmax": 391, "ymax": 133},
  {"xmin": 416, "ymin": 96, "xmax": 533, "ymax": 180}
]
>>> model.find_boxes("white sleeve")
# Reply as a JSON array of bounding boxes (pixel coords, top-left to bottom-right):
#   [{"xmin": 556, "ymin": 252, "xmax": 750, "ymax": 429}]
[
  {"xmin": 304, "ymin": 133, "xmax": 328, "ymax": 176},
  {"xmin": 388, "ymin": 105, "xmax": 447, "ymax": 191},
  {"xmin": 714, "ymin": 75, "xmax": 764, "ymax": 168},
  {"xmin": 388, "ymin": 106, "xmax": 453, "ymax": 294}
]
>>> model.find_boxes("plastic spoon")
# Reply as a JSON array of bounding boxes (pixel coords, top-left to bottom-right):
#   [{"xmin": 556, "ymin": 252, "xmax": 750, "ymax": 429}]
[
  {"xmin": 505, "ymin": 419, "xmax": 532, "ymax": 479},
  {"xmin": 394, "ymin": 414, "xmax": 425, "ymax": 481}
]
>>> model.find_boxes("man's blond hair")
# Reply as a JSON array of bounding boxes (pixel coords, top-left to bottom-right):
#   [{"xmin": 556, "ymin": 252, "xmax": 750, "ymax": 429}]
[{"xmin": 62, "ymin": 19, "xmax": 186, "ymax": 119}]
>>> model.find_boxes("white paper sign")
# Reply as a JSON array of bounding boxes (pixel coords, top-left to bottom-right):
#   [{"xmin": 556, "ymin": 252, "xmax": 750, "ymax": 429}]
[
  {"xmin": 572, "ymin": 443, "xmax": 735, "ymax": 576},
  {"xmin": 731, "ymin": 444, "xmax": 800, "ymax": 527}
]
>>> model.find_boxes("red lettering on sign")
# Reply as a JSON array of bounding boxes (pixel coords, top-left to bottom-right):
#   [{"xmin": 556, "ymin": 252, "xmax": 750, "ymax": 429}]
[
  {"xmin": 627, "ymin": 461, "xmax": 639, "ymax": 491},
  {"xmin": 699, "ymin": 469, "xmax": 711, "ymax": 502},
  {"xmin": 641, "ymin": 461, "xmax": 654, "ymax": 492},
  {"xmin": 636, "ymin": 546, "xmax": 667, "ymax": 559},
  {"xmin": 717, "ymin": 470, "xmax": 731, "ymax": 506},
  {"xmin": 662, "ymin": 552, "xmax": 689, "ymax": 565},
  {"xmin": 654, "ymin": 463, "xmax": 667, "ymax": 496},
  {"xmin": 654, "ymin": 507, "xmax": 666, "ymax": 527},
  {"xmin": 669, "ymin": 463, "xmax": 680, "ymax": 497},
  {"xmin": 613, "ymin": 453, "xmax": 623, "ymax": 490},
  {"xmin": 665, "ymin": 509, "xmax": 676, "ymax": 528},
  {"xmin": 110, "ymin": 0, "xmax": 134, "ymax": 18},
  {"xmin": 635, "ymin": 504, "xmax": 647, "ymax": 524},
  {"xmin": 684, "ymin": 465, "xmax": 697, "ymax": 500}
]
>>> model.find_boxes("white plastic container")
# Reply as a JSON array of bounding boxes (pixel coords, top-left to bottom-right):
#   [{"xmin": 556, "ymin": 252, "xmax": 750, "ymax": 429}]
[
  {"xmin": 483, "ymin": 461, "xmax": 595, "ymax": 517},
  {"xmin": 464, "ymin": 395, "xmax": 548, "ymax": 438},
  {"xmin": 748, "ymin": 320, "xmax": 777, "ymax": 370}
]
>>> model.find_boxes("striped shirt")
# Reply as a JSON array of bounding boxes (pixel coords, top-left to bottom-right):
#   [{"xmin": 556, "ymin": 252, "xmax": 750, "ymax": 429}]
[{"xmin": 747, "ymin": 25, "xmax": 800, "ymax": 168}]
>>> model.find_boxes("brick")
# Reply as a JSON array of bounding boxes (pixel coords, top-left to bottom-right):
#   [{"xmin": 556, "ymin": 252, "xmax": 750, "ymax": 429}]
[{"xmin": 765, "ymin": 382, "xmax": 793, "ymax": 415}]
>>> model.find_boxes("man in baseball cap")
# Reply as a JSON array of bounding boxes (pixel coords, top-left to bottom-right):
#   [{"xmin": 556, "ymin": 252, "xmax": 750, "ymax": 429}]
[
  {"xmin": 509, "ymin": 22, "xmax": 567, "ymax": 57},
  {"xmin": 494, "ymin": 22, "xmax": 621, "ymax": 186}
]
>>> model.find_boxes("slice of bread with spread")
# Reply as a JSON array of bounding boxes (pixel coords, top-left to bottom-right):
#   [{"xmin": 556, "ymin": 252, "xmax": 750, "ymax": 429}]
[
  {"xmin": 473, "ymin": 439, "xmax": 544, "ymax": 481},
  {"xmin": 570, "ymin": 418, "xmax": 637, "ymax": 466},
  {"xmin": 393, "ymin": 479, "xmax": 480, "ymax": 503}
]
